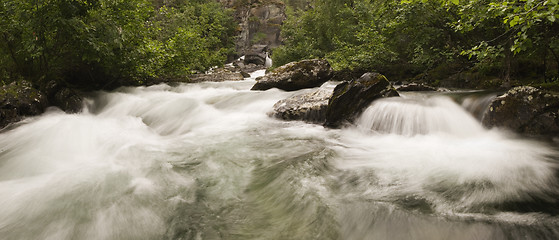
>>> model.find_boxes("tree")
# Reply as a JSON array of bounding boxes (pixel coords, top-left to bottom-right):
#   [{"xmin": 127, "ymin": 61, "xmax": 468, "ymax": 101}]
[
  {"xmin": 0, "ymin": 0, "xmax": 237, "ymax": 90},
  {"xmin": 275, "ymin": 0, "xmax": 558, "ymax": 84},
  {"xmin": 422, "ymin": 0, "xmax": 559, "ymax": 82}
]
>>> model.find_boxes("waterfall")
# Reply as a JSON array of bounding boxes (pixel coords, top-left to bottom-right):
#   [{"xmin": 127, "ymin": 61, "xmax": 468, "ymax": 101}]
[
  {"xmin": 265, "ymin": 52, "xmax": 272, "ymax": 68},
  {"xmin": 0, "ymin": 77, "xmax": 558, "ymax": 240},
  {"xmin": 460, "ymin": 92, "xmax": 499, "ymax": 121},
  {"xmin": 356, "ymin": 96, "xmax": 485, "ymax": 136}
]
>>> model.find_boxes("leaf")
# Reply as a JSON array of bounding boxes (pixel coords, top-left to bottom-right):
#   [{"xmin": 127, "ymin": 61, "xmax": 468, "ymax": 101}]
[
  {"xmin": 548, "ymin": 15, "xmax": 556, "ymax": 22},
  {"xmin": 451, "ymin": 0, "xmax": 459, "ymax": 4},
  {"xmin": 509, "ymin": 15, "xmax": 520, "ymax": 27}
]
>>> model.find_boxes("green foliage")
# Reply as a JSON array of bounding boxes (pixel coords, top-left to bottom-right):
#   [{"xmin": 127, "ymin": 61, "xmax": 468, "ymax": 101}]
[
  {"xmin": 0, "ymin": 0, "xmax": 236, "ymax": 90},
  {"xmin": 275, "ymin": 0, "xmax": 462, "ymax": 75},
  {"xmin": 149, "ymin": 2, "xmax": 236, "ymax": 77},
  {"xmin": 276, "ymin": 0, "xmax": 559, "ymax": 83},
  {"xmin": 409, "ymin": 0, "xmax": 559, "ymax": 80}
]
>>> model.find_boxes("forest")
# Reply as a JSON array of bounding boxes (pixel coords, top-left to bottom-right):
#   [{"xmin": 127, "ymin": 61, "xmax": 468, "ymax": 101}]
[
  {"xmin": 0, "ymin": 0, "xmax": 236, "ymax": 91},
  {"xmin": 1, "ymin": 0, "xmax": 558, "ymax": 93},
  {"xmin": 276, "ymin": 0, "xmax": 559, "ymax": 89}
]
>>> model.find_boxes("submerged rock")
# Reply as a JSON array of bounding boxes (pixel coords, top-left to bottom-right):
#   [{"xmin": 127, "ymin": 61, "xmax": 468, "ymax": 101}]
[
  {"xmin": 270, "ymin": 88, "xmax": 333, "ymax": 124},
  {"xmin": 325, "ymin": 72, "xmax": 399, "ymax": 128},
  {"xmin": 397, "ymin": 83, "xmax": 437, "ymax": 92},
  {"xmin": 1, "ymin": 80, "xmax": 48, "ymax": 128},
  {"xmin": 251, "ymin": 59, "xmax": 333, "ymax": 91},
  {"xmin": 482, "ymin": 86, "xmax": 559, "ymax": 135}
]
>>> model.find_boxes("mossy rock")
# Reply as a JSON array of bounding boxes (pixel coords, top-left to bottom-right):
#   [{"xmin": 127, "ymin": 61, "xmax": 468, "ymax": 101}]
[
  {"xmin": 482, "ymin": 86, "xmax": 559, "ymax": 135},
  {"xmin": 0, "ymin": 80, "xmax": 48, "ymax": 127},
  {"xmin": 251, "ymin": 59, "xmax": 333, "ymax": 91}
]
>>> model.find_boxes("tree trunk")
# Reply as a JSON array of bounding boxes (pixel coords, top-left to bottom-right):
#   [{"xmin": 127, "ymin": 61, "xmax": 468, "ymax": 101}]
[
  {"xmin": 549, "ymin": 46, "xmax": 559, "ymax": 80},
  {"xmin": 543, "ymin": 47, "xmax": 548, "ymax": 82},
  {"xmin": 502, "ymin": 39, "xmax": 513, "ymax": 88}
]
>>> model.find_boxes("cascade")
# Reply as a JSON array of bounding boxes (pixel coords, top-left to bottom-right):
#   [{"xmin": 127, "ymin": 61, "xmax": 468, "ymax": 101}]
[{"xmin": 0, "ymin": 75, "xmax": 558, "ymax": 240}]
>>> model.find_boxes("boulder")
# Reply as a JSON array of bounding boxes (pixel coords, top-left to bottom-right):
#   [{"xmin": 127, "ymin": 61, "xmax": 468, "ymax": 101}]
[
  {"xmin": 244, "ymin": 45, "xmax": 268, "ymax": 66},
  {"xmin": 482, "ymin": 86, "xmax": 559, "ymax": 135},
  {"xmin": 251, "ymin": 59, "xmax": 333, "ymax": 91},
  {"xmin": 1, "ymin": 80, "xmax": 48, "ymax": 128},
  {"xmin": 54, "ymin": 88, "xmax": 83, "ymax": 113},
  {"xmin": 397, "ymin": 83, "xmax": 437, "ymax": 92},
  {"xmin": 42, "ymin": 80, "xmax": 83, "ymax": 113},
  {"xmin": 325, "ymin": 72, "xmax": 399, "ymax": 128},
  {"xmin": 270, "ymin": 88, "xmax": 332, "ymax": 124}
]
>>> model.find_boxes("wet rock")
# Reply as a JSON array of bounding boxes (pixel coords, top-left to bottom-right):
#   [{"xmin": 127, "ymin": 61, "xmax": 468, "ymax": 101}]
[
  {"xmin": 0, "ymin": 80, "xmax": 48, "ymax": 128},
  {"xmin": 482, "ymin": 86, "xmax": 559, "ymax": 135},
  {"xmin": 240, "ymin": 71, "xmax": 251, "ymax": 78},
  {"xmin": 397, "ymin": 83, "xmax": 437, "ymax": 92},
  {"xmin": 229, "ymin": 60, "xmax": 266, "ymax": 73},
  {"xmin": 244, "ymin": 45, "xmax": 268, "ymax": 66},
  {"xmin": 53, "ymin": 88, "xmax": 83, "ymax": 113},
  {"xmin": 189, "ymin": 68, "xmax": 245, "ymax": 83},
  {"xmin": 270, "ymin": 88, "xmax": 333, "ymax": 124},
  {"xmin": 251, "ymin": 59, "xmax": 333, "ymax": 91},
  {"xmin": 325, "ymin": 72, "xmax": 399, "ymax": 128},
  {"xmin": 42, "ymin": 80, "xmax": 83, "ymax": 113}
]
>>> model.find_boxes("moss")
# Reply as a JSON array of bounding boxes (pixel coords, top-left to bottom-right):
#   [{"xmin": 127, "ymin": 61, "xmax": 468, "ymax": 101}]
[
  {"xmin": 532, "ymin": 82, "xmax": 559, "ymax": 93},
  {"xmin": 1, "ymin": 80, "xmax": 40, "ymax": 100}
]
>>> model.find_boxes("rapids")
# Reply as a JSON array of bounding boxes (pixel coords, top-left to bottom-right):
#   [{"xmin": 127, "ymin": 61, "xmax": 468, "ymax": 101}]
[{"xmin": 1, "ymin": 71, "xmax": 558, "ymax": 239}]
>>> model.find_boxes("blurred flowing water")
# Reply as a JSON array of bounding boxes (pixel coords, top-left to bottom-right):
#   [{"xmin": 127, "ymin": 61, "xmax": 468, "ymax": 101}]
[{"xmin": 1, "ymin": 71, "xmax": 559, "ymax": 239}]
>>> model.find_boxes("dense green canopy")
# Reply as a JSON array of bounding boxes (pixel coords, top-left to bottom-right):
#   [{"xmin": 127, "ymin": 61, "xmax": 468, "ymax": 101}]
[
  {"xmin": 274, "ymin": 0, "xmax": 559, "ymax": 86},
  {"xmin": 0, "ymin": 0, "xmax": 236, "ymax": 90},
  {"xmin": 1, "ymin": 0, "xmax": 557, "ymax": 90}
]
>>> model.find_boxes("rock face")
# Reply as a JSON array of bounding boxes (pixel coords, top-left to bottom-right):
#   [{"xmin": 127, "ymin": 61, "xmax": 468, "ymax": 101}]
[
  {"xmin": 270, "ymin": 88, "xmax": 332, "ymax": 123},
  {"xmin": 1, "ymin": 81, "xmax": 48, "ymax": 128},
  {"xmin": 325, "ymin": 72, "xmax": 399, "ymax": 128},
  {"xmin": 251, "ymin": 59, "xmax": 333, "ymax": 91},
  {"xmin": 397, "ymin": 83, "xmax": 437, "ymax": 92},
  {"xmin": 232, "ymin": 1, "xmax": 286, "ymax": 52},
  {"xmin": 482, "ymin": 86, "xmax": 559, "ymax": 135}
]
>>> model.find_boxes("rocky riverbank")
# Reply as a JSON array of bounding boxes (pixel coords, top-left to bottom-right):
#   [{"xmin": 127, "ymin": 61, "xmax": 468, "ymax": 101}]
[{"xmin": 3, "ymin": 57, "xmax": 559, "ymax": 137}]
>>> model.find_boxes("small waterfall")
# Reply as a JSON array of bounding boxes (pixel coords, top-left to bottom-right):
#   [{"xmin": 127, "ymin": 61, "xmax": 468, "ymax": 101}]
[
  {"xmin": 460, "ymin": 93, "xmax": 499, "ymax": 121},
  {"xmin": 356, "ymin": 96, "xmax": 484, "ymax": 136},
  {"xmin": 265, "ymin": 52, "xmax": 272, "ymax": 68}
]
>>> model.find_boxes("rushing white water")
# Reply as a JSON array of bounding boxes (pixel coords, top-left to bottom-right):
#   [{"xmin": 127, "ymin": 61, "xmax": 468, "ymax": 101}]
[
  {"xmin": 265, "ymin": 52, "xmax": 273, "ymax": 68},
  {"xmin": 460, "ymin": 92, "xmax": 499, "ymax": 120},
  {"xmin": 357, "ymin": 95, "xmax": 485, "ymax": 136},
  {"xmin": 1, "ymin": 73, "xmax": 558, "ymax": 239}
]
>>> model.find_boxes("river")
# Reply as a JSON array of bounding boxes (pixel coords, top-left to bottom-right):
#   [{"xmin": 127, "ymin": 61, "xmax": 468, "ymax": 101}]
[{"xmin": 1, "ymin": 70, "xmax": 558, "ymax": 239}]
